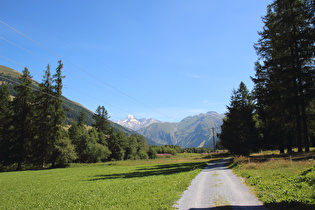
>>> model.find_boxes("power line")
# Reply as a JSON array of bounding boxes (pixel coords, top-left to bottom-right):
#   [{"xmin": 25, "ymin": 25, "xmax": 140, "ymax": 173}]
[
  {"xmin": 0, "ymin": 1, "xmax": 174, "ymax": 106},
  {"xmin": 0, "ymin": 37, "xmax": 167, "ymax": 118},
  {"xmin": 209, "ymin": 126, "xmax": 221, "ymax": 150},
  {"xmin": 0, "ymin": 54, "xmax": 130, "ymax": 114},
  {"xmin": 0, "ymin": 74, "xmax": 58, "ymax": 100},
  {"xmin": 0, "ymin": 37, "xmax": 130, "ymax": 101},
  {"xmin": 0, "ymin": 19, "xmax": 173, "ymax": 120},
  {"xmin": 0, "ymin": 36, "xmax": 50, "ymax": 63}
]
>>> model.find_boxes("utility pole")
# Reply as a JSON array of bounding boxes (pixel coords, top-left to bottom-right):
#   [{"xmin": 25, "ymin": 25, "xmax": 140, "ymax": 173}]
[{"xmin": 212, "ymin": 127, "xmax": 215, "ymax": 152}]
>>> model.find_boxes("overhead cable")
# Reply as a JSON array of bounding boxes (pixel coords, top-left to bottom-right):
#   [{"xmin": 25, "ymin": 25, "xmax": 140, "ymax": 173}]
[{"xmin": 0, "ymin": 19, "xmax": 173, "ymax": 120}]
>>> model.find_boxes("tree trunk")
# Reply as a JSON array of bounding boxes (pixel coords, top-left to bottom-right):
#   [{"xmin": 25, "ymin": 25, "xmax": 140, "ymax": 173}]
[
  {"xmin": 280, "ymin": 148, "xmax": 285, "ymax": 154},
  {"xmin": 16, "ymin": 161, "xmax": 22, "ymax": 171},
  {"xmin": 42, "ymin": 158, "xmax": 46, "ymax": 169},
  {"xmin": 299, "ymin": 89, "xmax": 310, "ymax": 152},
  {"xmin": 291, "ymin": 18, "xmax": 310, "ymax": 152},
  {"xmin": 294, "ymin": 81, "xmax": 303, "ymax": 152}
]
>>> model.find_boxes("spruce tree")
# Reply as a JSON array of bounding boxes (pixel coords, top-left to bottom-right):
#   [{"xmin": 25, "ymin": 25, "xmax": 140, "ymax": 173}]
[
  {"xmin": 219, "ymin": 82, "xmax": 259, "ymax": 156},
  {"xmin": 12, "ymin": 67, "xmax": 36, "ymax": 170},
  {"xmin": 253, "ymin": 0, "xmax": 315, "ymax": 152},
  {"xmin": 50, "ymin": 60, "xmax": 76, "ymax": 166},
  {"xmin": 93, "ymin": 105, "xmax": 111, "ymax": 134},
  {"xmin": 34, "ymin": 65, "xmax": 54, "ymax": 168},
  {"xmin": 0, "ymin": 85, "xmax": 13, "ymax": 165}
]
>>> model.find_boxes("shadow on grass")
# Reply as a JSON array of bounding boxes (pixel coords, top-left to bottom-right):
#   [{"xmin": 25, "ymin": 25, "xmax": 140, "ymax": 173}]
[
  {"xmin": 89, "ymin": 161, "xmax": 208, "ymax": 181},
  {"xmin": 249, "ymin": 150, "xmax": 315, "ymax": 162},
  {"xmin": 227, "ymin": 150, "xmax": 315, "ymax": 169},
  {"xmin": 189, "ymin": 205, "xmax": 265, "ymax": 209},
  {"xmin": 201, "ymin": 153, "xmax": 231, "ymax": 160},
  {"xmin": 189, "ymin": 202, "xmax": 315, "ymax": 209},
  {"xmin": 265, "ymin": 201, "xmax": 315, "ymax": 210}
]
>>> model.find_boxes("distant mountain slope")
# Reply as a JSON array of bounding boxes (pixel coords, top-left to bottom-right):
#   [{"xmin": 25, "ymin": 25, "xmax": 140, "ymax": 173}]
[
  {"xmin": 138, "ymin": 122, "xmax": 178, "ymax": 145},
  {"xmin": 137, "ymin": 112, "xmax": 224, "ymax": 148},
  {"xmin": 0, "ymin": 65, "xmax": 133, "ymax": 136}
]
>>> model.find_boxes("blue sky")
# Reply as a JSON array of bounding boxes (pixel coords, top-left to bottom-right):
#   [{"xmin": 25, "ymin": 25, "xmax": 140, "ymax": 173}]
[{"xmin": 0, "ymin": 0, "xmax": 273, "ymax": 122}]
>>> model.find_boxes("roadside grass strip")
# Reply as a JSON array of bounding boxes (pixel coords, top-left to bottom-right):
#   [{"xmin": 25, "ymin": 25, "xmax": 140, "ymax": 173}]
[
  {"xmin": 0, "ymin": 155, "xmax": 212, "ymax": 209},
  {"xmin": 232, "ymin": 151, "xmax": 315, "ymax": 210}
]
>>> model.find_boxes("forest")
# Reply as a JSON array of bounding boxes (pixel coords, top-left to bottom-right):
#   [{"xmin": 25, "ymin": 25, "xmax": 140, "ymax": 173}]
[
  {"xmin": 0, "ymin": 61, "xmax": 162, "ymax": 171},
  {"xmin": 0, "ymin": 61, "xmax": 213, "ymax": 171},
  {"xmin": 220, "ymin": 0, "xmax": 315, "ymax": 156}
]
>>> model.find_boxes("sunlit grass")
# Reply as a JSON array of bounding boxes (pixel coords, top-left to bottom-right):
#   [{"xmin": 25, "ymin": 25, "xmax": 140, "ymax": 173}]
[
  {"xmin": 0, "ymin": 154, "xmax": 217, "ymax": 209},
  {"xmin": 232, "ymin": 149, "xmax": 315, "ymax": 210}
]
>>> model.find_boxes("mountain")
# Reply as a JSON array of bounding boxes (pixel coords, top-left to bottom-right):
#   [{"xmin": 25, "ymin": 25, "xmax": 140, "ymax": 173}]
[
  {"xmin": 137, "ymin": 112, "xmax": 224, "ymax": 148},
  {"xmin": 0, "ymin": 65, "xmax": 133, "ymax": 136},
  {"xmin": 115, "ymin": 114, "xmax": 161, "ymax": 130}
]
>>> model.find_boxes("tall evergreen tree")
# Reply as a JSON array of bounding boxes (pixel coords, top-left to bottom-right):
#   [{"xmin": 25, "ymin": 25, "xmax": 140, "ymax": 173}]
[
  {"xmin": 93, "ymin": 105, "xmax": 111, "ymax": 134},
  {"xmin": 0, "ymin": 85, "xmax": 13, "ymax": 165},
  {"xmin": 52, "ymin": 60, "xmax": 66, "ymax": 129},
  {"xmin": 219, "ymin": 82, "xmax": 259, "ymax": 156},
  {"xmin": 50, "ymin": 60, "xmax": 77, "ymax": 166},
  {"xmin": 253, "ymin": 0, "xmax": 315, "ymax": 152},
  {"xmin": 34, "ymin": 65, "xmax": 54, "ymax": 168},
  {"xmin": 12, "ymin": 67, "xmax": 36, "ymax": 170}
]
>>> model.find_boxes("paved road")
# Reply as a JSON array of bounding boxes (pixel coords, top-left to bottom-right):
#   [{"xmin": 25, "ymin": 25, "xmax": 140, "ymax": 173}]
[{"xmin": 173, "ymin": 158, "xmax": 266, "ymax": 210}]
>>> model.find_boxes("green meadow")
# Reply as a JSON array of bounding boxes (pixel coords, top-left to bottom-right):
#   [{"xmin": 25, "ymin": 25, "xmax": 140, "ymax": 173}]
[
  {"xmin": 231, "ymin": 149, "xmax": 315, "ymax": 210},
  {"xmin": 0, "ymin": 154, "xmax": 214, "ymax": 209}
]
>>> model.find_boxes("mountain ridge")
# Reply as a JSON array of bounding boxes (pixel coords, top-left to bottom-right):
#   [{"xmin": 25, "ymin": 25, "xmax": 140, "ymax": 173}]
[
  {"xmin": 117, "ymin": 111, "xmax": 224, "ymax": 148},
  {"xmin": 115, "ymin": 114, "xmax": 161, "ymax": 130}
]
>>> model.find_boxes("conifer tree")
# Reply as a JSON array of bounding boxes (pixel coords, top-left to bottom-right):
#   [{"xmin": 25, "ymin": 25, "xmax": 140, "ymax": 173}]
[
  {"xmin": 252, "ymin": 0, "xmax": 315, "ymax": 152},
  {"xmin": 219, "ymin": 82, "xmax": 259, "ymax": 156},
  {"xmin": 0, "ymin": 85, "xmax": 13, "ymax": 165},
  {"xmin": 93, "ymin": 105, "xmax": 111, "ymax": 134},
  {"xmin": 52, "ymin": 60, "xmax": 66, "ymax": 129},
  {"xmin": 12, "ymin": 67, "xmax": 36, "ymax": 170},
  {"xmin": 50, "ymin": 60, "xmax": 76, "ymax": 166},
  {"xmin": 34, "ymin": 65, "xmax": 54, "ymax": 168}
]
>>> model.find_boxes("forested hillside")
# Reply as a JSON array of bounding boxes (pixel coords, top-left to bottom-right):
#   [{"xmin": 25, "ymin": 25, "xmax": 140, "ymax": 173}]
[
  {"xmin": 0, "ymin": 65, "xmax": 132, "ymax": 136},
  {"xmin": 0, "ymin": 62, "xmax": 153, "ymax": 171}
]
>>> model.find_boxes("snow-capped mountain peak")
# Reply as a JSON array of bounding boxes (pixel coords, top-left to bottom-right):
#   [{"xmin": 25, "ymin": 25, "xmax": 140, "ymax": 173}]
[{"xmin": 116, "ymin": 115, "xmax": 160, "ymax": 131}]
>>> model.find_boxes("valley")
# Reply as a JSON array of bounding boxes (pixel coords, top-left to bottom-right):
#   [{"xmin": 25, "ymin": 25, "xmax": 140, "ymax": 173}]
[{"xmin": 116, "ymin": 112, "xmax": 224, "ymax": 148}]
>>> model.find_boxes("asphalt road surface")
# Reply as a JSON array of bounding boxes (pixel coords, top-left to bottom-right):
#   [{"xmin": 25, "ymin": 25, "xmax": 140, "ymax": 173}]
[{"xmin": 173, "ymin": 158, "xmax": 267, "ymax": 210}]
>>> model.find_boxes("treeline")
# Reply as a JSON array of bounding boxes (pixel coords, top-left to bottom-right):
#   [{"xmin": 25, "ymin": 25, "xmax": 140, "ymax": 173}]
[
  {"xmin": 220, "ymin": 0, "xmax": 315, "ymax": 156},
  {"xmin": 148, "ymin": 145, "xmax": 212, "ymax": 155},
  {"xmin": 0, "ymin": 61, "xmax": 151, "ymax": 171}
]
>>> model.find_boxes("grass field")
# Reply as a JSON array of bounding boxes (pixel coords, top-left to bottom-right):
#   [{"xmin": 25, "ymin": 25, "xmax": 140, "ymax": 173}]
[
  {"xmin": 0, "ymin": 153, "xmax": 216, "ymax": 209},
  {"xmin": 231, "ymin": 149, "xmax": 315, "ymax": 210}
]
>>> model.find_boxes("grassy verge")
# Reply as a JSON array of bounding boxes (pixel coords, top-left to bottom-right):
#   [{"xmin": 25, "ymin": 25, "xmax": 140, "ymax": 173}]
[
  {"xmin": 231, "ymin": 149, "xmax": 315, "ymax": 210},
  {"xmin": 0, "ymin": 154, "xmax": 216, "ymax": 209}
]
